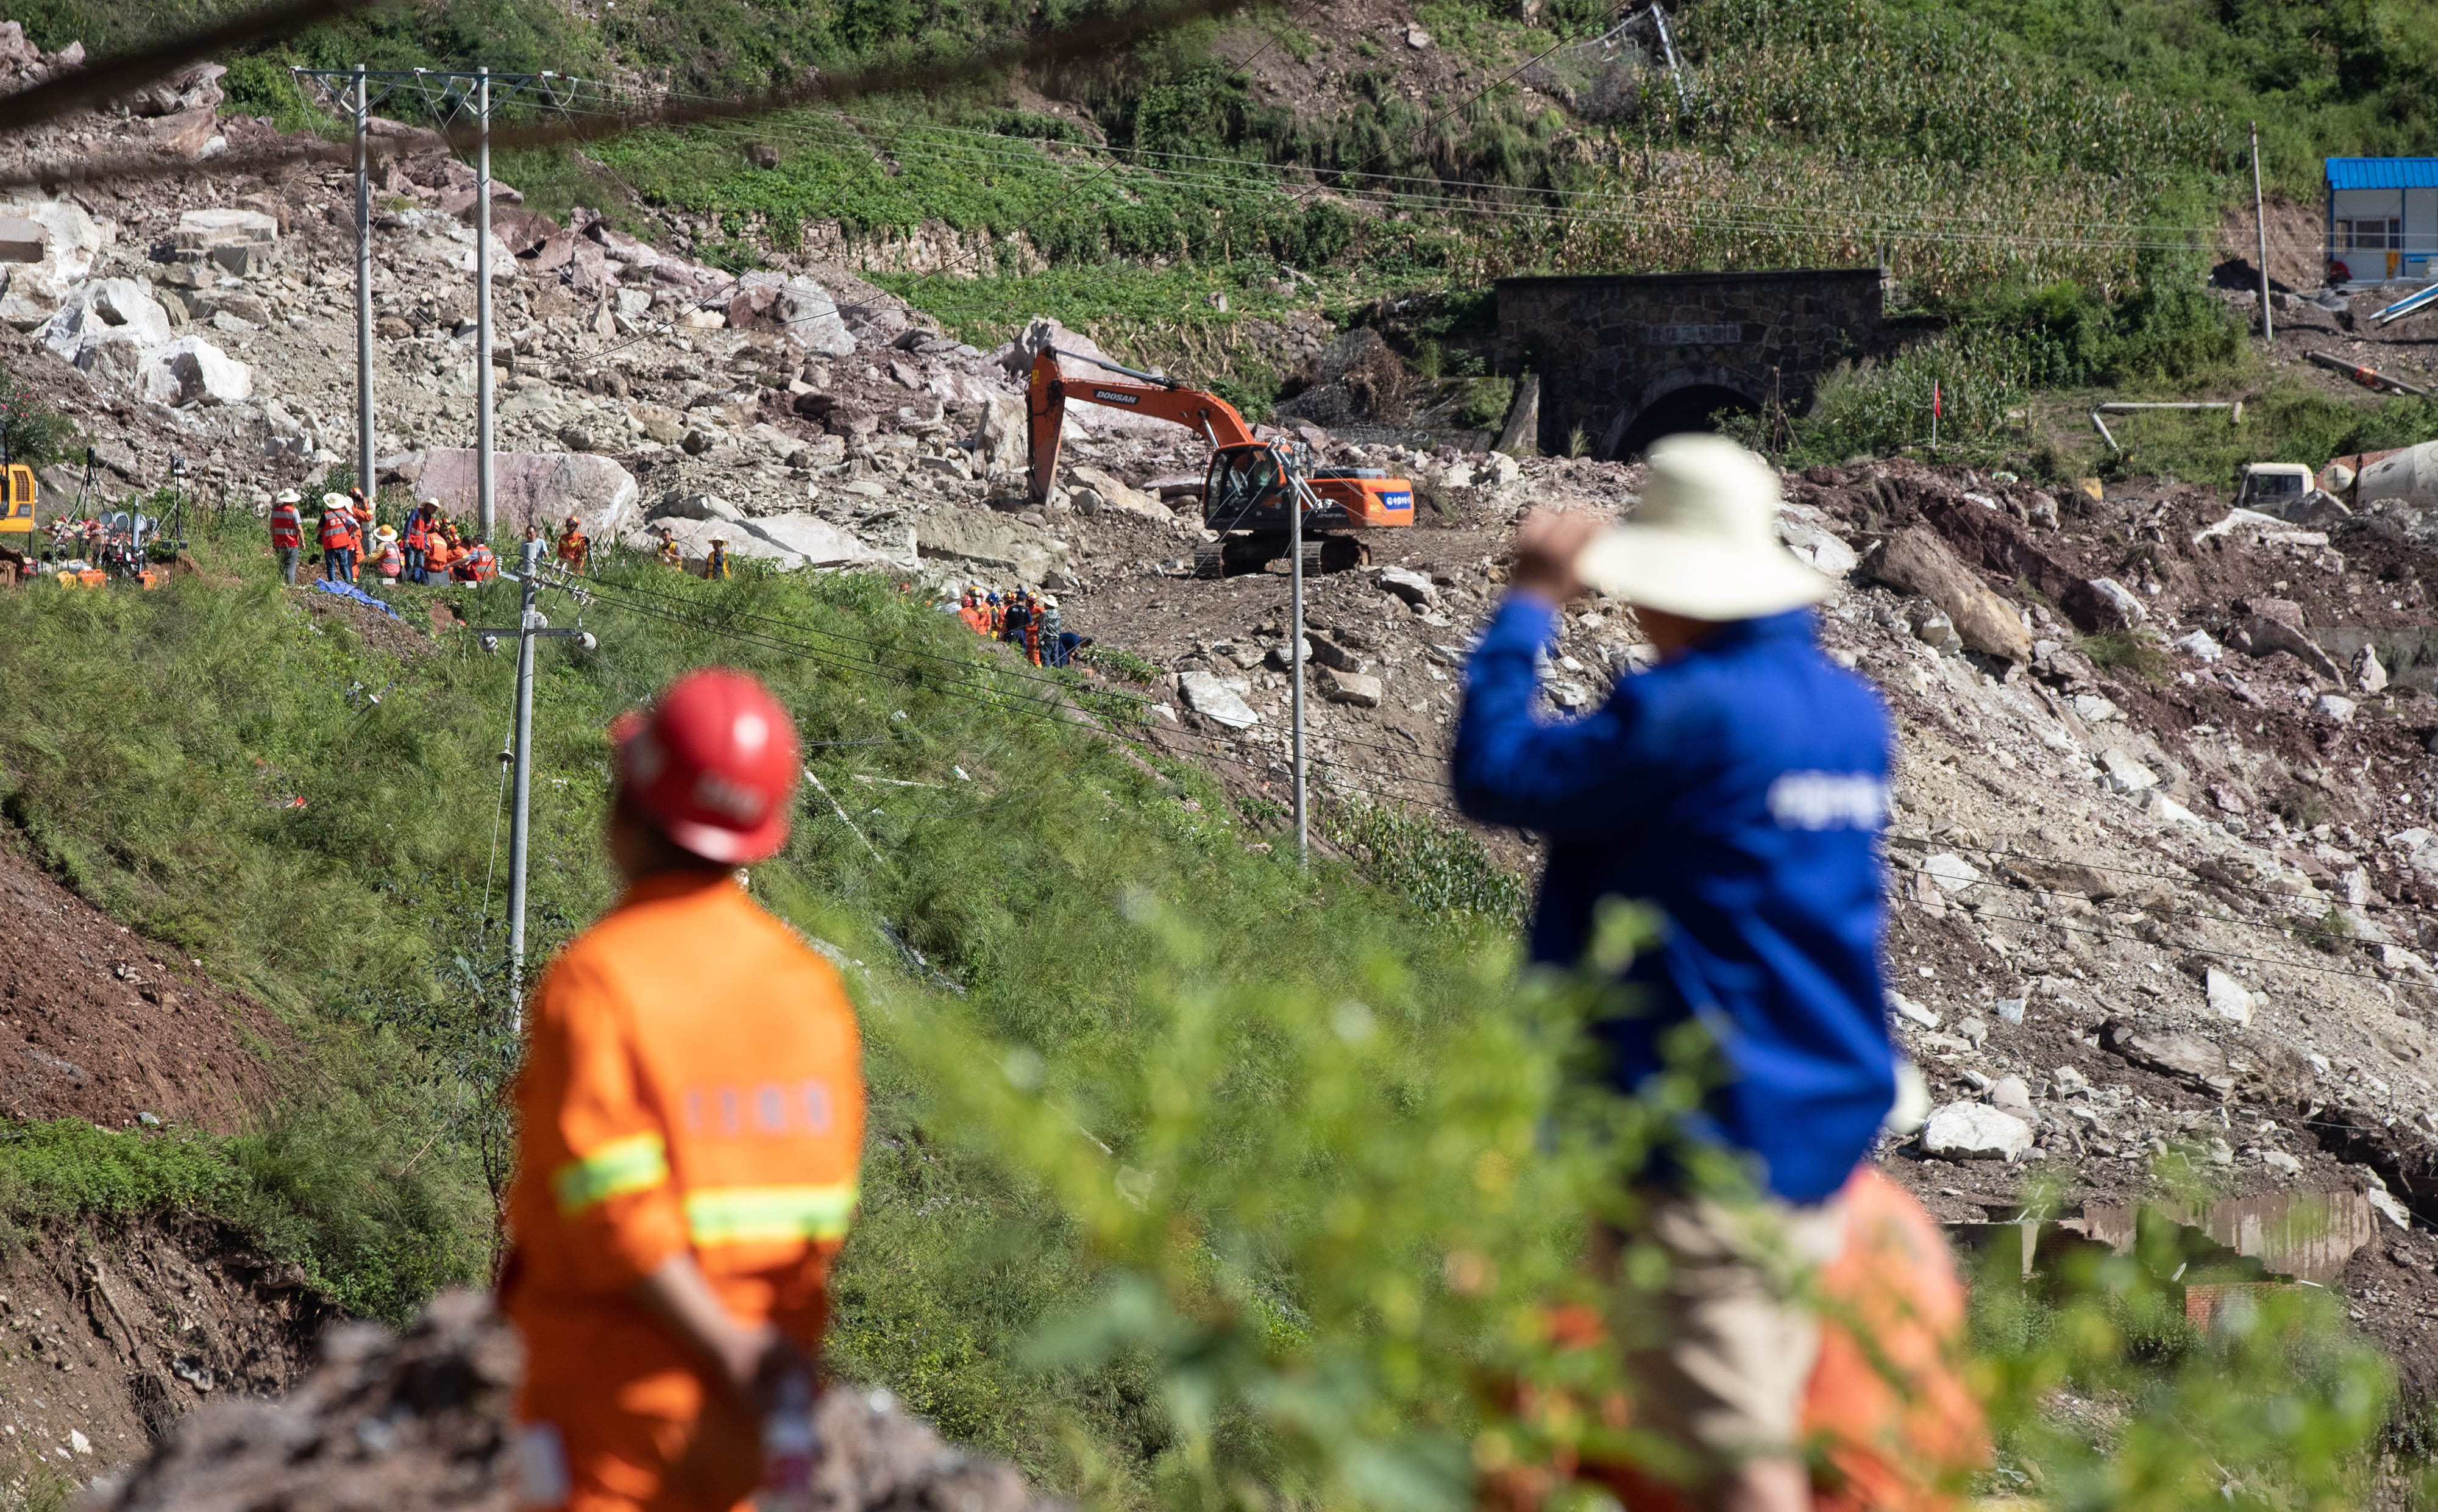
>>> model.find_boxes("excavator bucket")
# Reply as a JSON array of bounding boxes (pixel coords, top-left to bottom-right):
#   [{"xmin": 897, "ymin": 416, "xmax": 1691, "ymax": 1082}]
[
  {"xmin": 0, "ymin": 463, "xmax": 33, "ymax": 534},
  {"xmin": 1026, "ymin": 350, "xmax": 1066, "ymax": 505}
]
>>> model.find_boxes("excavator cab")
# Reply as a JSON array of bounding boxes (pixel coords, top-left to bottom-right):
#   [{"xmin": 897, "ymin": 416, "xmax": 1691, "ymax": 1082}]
[
  {"xmin": 0, "ymin": 464, "xmax": 33, "ymax": 534},
  {"xmin": 1203, "ymin": 444, "xmax": 1286, "ymax": 530}
]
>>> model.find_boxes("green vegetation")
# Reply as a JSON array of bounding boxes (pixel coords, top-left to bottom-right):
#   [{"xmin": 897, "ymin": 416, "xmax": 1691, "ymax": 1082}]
[
  {"xmin": 2075, "ymin": 631, "xmax": 2173, "ymax": 686},
  {"xmin": 0, "ymin": 513, "xmax": 2415, "ymax": 1503}
]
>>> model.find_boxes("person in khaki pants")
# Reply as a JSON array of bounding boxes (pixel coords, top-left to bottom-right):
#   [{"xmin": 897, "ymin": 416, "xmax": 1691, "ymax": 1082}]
[{"xmin": 1452, "ymin": 436, "xmax": 1897, "ymax": 1512}]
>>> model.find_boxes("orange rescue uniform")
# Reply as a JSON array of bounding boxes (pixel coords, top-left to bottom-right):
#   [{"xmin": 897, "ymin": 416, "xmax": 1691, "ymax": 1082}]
[{"xmin": 500, "ymin": 871, "xmax": 865, "ymax": 1512}]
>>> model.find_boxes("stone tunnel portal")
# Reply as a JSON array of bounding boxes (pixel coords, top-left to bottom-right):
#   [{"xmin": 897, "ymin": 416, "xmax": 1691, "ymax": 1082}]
[{"xmin": 1491, "ymin": 268, "xmax": 1883, "ymax": 461}]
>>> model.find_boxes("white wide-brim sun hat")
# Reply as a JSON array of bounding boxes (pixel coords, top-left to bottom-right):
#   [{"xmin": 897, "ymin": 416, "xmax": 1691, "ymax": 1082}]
[{"xmin": 1574, "ymin": 433, "xmax": 1829, "ymax": 620}]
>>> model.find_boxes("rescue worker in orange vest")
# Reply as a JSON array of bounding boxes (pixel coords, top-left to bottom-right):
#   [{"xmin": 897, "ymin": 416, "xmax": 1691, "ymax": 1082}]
[
  {"xmin": 268, "ymin": 489, "xmax": 304, "ymax": 586},
  {"xmin": 351, "ymin": 486, "xmax": 376, "ymax": 555},
  {"xmin": 558, "ymin": 513, "xmax": 592, "ymax": 575},
  {"xmin": 425, "ymin": 522, "xmax": 459, "ymax": 580},
  {"xmin": 500, "ymin": 669, "xmax": 863, "ymax": 1512},
  {"xmin": 405, "ymin": 498, "xmax": 440, "ymax": 585},
  {"xmin": 317, "ymin": 493, "xmax": 355, "ymax": 583},
  {"xmin": 460, "ymin": 536, "xmax": 500, "ymax": 583},
  {"xmin": 375, "ymin": 525, "xmax": 404, "ymax": 584}
]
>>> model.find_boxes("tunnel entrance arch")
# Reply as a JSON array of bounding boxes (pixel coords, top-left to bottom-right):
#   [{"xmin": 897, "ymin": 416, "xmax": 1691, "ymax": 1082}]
[
  {"xmin": 1490, "ymin": 268, "xmax": 1882, "ymax": 460},
  {"xmin": 1611, "ymin": 383, "xmax": 1760, "ymax": 459}
]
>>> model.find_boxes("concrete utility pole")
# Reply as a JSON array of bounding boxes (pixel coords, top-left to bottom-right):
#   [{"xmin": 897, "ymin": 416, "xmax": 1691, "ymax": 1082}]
[
  {"xmin": 294, "ymin": 66, "xmax": 572, "ymax": 533},
  {"xmin": 477, "ymin": 541, "xmax": 596, "ymax": 1024},
  {"xmin": 476, "ymin": 67, "xmax": 496, "ymax": 539},
  {"xmin": 2250, "ymin": 121, "xmax": 2274, "ymax": 345},
  {"xmin": 1288, "ymin": 477, "xmax": 1309, "ymax": 868},
  {"xmin": 353, "ymin": 65, "xmax": 374, "ymax": 500}
]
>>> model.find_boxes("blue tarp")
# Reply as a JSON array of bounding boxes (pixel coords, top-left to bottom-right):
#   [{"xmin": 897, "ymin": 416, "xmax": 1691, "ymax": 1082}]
[
  {"xmin": 2326, "ymin": 157, "xmax": 2438, "ymax": 190},
  {"xmin": 311, "ymin": 578, "xmax": 402, "ymax": 619}
]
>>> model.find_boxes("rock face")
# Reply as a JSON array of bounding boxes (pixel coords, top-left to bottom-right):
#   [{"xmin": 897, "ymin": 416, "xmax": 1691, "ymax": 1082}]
[
  {"xmin": 914, "ymin": 510, "xmax": 1066, "ymax": 584},
  {"xmin": 1860, "ymin": 527, "xmax": 2033, "ymax": 662},
  {"xmin": 410, "ymin": 450, "xmax": 641, "ymax": 540},
  {"xmin": 92, "ymin": 1291, "xmax": 1057, "ymax": 1512},
  {"xmin": 1920, "ymin": 1101, "xmax": 2033, "ymax": 1161}
]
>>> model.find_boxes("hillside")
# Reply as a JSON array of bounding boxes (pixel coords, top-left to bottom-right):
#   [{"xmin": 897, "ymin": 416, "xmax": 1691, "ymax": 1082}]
[{"xmin": 0, "ymin": 4, "xmax": 2434, "ymax": 1508}]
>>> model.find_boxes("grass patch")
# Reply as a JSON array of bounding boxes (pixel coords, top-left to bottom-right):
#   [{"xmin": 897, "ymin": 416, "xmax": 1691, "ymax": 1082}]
[
  {"xmin": 2076, "ymin": 630, "xmax": 2172, "ymax": 685},
  {"xmin": 0, "ymin": 516, "xmax": 1531, "ymax": 1488}
]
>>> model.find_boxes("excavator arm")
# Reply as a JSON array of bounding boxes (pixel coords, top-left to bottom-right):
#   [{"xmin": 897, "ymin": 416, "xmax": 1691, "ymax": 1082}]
[{"xmin": 1027, "ymin": 347, "xmax": 1259, "ymax": 503}]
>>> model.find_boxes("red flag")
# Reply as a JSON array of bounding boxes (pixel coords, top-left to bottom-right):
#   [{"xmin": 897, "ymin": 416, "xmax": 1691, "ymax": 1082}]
[{"xmin": 1932, "ymin": 381, "xmax": 1942, "ymax": 419}]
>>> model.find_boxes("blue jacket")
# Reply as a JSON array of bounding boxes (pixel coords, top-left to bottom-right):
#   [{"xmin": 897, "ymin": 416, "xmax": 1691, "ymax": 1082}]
[{"xmin": 1452, "ymin": 597, "xmax": 1895, "ymax": 1204}]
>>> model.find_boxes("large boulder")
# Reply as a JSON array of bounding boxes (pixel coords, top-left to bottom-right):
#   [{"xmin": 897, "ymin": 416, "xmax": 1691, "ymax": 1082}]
[
  {"xmin": 724, "ymin": 272, "xmax": 855, "ymax": 355},
  {"xmin": 169, "ymin": 207, "xmax": 275, "ymax": 252},
  {"xmin": 914, "ymin": 509, "xmax": 1067, "ymax": 584},
  {"xmin": 993, "ymin": 317, "xmax": 1170, "ymax": 433},
  {"xmin": 411, "ymin": 449, "xmax": 640, "ymax": 540},
  {"xmin": 1920, "ymin": 1102, "xmax": 2033, "ymax": 1161},
  {"xmin": 1860, "ymin": 527, "xmax": 2033, "ymax": 662},
  {"xmin": 38, "ymin": 278, "xmax": 174, "ymax": 376},
  {"xmin": 0, "ymin": 199, "xmax": 118, "ymax": 327},
  {"xmin": 979, "ymin": 391, "xmax": 1026, "ymax": 486},
  {"xmin": 137, "ymin": 335, "xmax": 252, "ymax": 406},
  {"xmin": 627, "ymin": 514, "xmax": 901, "ymax": 572}
]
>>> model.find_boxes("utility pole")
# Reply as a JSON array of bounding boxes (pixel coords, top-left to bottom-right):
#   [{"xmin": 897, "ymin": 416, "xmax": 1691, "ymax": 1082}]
[
  {"xmin": 2250, "ymin": 121, "xmax": 2274, "ymax": 345},
  {"xmin": 476, "ymin": 541, "xmax": 596, "ymax": 1025},
  {"xmin": 353, "ymin": 64, "xmax": 374, "ymax": 500},
  {"xmin": 1288, "ymin": 475, "xmax": 1309, "ymax": 868},
  {"xmin": 294, "ymin": 66, "xmax": 574, "ymax": 532},
  {"xmin": 476, "ymin": 66, "xmax": 496, "ymax": 540}
]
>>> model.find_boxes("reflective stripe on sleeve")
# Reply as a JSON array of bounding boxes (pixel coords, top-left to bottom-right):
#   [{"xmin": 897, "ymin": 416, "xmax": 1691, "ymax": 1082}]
[
  {"xmin": 683, "ymin": 1184, "xmax": 859, "ymax": 1246},
  {"xmin": 551, "ymin": 1132, "xmax": 670, "ymax": 1216}
]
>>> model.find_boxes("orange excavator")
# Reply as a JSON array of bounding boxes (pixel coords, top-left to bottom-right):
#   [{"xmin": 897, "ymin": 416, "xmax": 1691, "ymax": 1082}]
[{"xmin": 1027, "ymin": 347, "xmax": 1414, "ymax": 578}]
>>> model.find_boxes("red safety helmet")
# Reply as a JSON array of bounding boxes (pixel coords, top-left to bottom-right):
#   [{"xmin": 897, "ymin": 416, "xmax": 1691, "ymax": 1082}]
[{"xmin": 612, "ymin": 669, "xmax": 799, "ymax": 864}]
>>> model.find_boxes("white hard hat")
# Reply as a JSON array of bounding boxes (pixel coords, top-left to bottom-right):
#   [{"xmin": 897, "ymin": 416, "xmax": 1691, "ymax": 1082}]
[
  {"xmin": 421, "ymin": 496, "xmax": 441, "ymax": 508},
  {"xmin": 1574, "ymin": 435, "xmax": 1829, "ymax": 620}
]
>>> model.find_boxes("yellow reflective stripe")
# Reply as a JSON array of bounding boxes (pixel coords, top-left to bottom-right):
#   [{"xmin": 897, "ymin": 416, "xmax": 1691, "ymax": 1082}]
[
  {"xmin": 683, "ymin": 1184, "xmax": 859, "ymax": 1246},
  {"xmin": 552, "ymin": 1134, "xmax": 669, "ymax": 1216}
]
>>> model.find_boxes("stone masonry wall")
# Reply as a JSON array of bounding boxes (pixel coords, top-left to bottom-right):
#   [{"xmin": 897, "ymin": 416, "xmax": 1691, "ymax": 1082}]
[{"xmin": 1493, "ymin": 269, "xmax": 1882, "ymax": 456}]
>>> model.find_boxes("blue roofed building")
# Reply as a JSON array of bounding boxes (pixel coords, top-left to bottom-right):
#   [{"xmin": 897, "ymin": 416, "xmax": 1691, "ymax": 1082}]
[{"xmin": 2326, "ymin": 158, "xmax": 2438, "ymax": 283}]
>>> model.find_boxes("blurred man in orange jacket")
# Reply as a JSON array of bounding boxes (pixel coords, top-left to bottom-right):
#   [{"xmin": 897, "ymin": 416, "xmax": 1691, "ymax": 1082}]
[{"xmin": 500, "ymin": 667, "xmax": 865, "ymax": 1512}]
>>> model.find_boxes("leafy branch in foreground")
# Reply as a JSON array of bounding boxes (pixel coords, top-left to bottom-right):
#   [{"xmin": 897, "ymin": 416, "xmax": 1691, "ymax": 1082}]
[{"xmin": 883, "ymin": 896, "xmax": 2398, "ymax": 1512}]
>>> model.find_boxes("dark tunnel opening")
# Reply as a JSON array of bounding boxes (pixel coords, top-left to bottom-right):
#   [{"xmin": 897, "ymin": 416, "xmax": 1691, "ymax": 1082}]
[{"xmin": 1613, "ymin": 385, "xmax": 1761, "ymax": 460}]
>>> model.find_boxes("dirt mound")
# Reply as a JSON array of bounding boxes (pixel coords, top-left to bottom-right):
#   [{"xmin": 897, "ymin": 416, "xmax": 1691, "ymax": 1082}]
[
  {"xmin": 90, "ymin": 1291, "xmax": 1061, "ymax": 1512},
  {"xmin": 0, "ymin": 837, "xmax": 277, "ymax": 1132}
]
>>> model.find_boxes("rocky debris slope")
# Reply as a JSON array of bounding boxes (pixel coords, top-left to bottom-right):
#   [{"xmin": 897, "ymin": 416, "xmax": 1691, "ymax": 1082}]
[
  {"xmin": 0, "ymin": 832, "xmax": 277, "ymax": 1132},
  {"xmin": 0, "ymin": 1218, "xmax": 330, "ymax": 1497},
  {"xmin": 88, "ymin": 1291, "xmax": 1060, "ymax": 1512}
]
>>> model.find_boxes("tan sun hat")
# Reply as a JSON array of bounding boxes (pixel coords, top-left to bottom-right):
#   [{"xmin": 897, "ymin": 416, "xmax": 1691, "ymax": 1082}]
[
  {"xmin": 275, "ymin": 488, "xmax": 301, "ymax": 504},
  {"xmin": 1573, "ymin": 435, "xmax": 1828, "ymax": 620}
]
